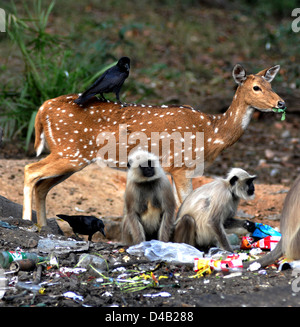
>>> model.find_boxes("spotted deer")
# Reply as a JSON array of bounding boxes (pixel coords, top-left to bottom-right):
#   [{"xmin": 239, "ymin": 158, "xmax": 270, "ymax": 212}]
[{"xmin": 23, "ymin": 64, "xmax": 285, "ymax": 226}]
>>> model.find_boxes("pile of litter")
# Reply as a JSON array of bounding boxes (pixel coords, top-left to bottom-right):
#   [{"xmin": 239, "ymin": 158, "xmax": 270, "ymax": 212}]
[
  {"xmin": 127, "ymin": 222, "xmax": 299, "ymax": 277},
  {"xmin": 0, "ymin": 218, "xmax": 298, "ymax": 307}
]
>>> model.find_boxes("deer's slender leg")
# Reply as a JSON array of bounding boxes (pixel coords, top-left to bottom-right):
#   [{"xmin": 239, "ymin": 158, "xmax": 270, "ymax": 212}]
[
  {"xmin": 34, "ymin": 173, "xmax": 74, "ymax": 226},
  {"xmin": 172, "ymin": 169, "xmax": 193, "ymax": 204},
  {"xmin": 23, "ymin": 154, "xmax": 82, "ymax": 226}
]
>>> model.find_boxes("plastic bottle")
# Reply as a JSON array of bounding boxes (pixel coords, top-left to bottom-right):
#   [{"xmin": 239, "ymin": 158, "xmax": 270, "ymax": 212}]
[
  {"xmin": 37, "ymin": 238, "xmax": 88, "ymax": 254},
  {"xmin": 0, "ymin": 251, "xmax": 47, "ymax": 269},
  {"xmin": 16, "ymin": 282, "xmax": 43, "ymax": 293}
]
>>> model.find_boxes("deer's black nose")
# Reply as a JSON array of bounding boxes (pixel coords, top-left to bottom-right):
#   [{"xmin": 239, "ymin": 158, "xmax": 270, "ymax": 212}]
[{"xmin": 277, "ymin": 101, "xmax": 286, "ymax": 109}]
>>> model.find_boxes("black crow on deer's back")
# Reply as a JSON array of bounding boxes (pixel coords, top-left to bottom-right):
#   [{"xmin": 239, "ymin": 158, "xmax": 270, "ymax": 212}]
[{"xmin": 74, "ymin": 56, "xmax": 130, "ymax": 105}]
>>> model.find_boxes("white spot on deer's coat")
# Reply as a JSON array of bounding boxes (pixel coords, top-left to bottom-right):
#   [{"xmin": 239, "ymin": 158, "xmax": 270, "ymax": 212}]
[{"xmin": 213, "ymin": 139, "xmax": 224, "ymax": 145}]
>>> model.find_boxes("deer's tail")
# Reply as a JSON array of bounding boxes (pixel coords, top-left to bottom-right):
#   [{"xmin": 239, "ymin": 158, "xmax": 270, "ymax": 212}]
[{"xmin": 34, "ymin": 108, "xmax": 45, "ymax": 157}]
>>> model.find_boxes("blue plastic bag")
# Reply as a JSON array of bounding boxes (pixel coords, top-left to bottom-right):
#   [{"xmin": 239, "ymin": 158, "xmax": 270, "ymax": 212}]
[{"xmin": 252, "ymin": 223, "xmax": 281, "ymax": 239}]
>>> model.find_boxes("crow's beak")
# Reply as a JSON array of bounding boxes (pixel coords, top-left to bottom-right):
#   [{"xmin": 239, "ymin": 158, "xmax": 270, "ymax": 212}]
[
  {"xmin": 100, "ymin": 227, "xmax": 106, "ymax": 237},
  {"xmin": 125, "ymin": 63, "xmax": 130, "ymax": 72}
]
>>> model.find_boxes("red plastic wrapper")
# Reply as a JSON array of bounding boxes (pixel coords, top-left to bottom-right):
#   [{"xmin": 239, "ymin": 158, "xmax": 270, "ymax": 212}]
[
  {"xmin": 241, "ymin": 235, "xmax": 281, "ymax": 250},
  {"xmin": 194, "ymin": 254, "xmax": 243, "ymax": 273}
]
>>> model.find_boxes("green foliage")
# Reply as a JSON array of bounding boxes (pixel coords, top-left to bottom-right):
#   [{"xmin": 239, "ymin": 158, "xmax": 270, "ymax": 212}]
[
  {"xmin": 241, "ymin": 0, "xmax": 299, "ymax": 16},
  {"xmin": 0, "ymin": 0, "xmax": 298, "ymax": 150},
  {"xmin": 0, "ymin": 0, "xmax": 118, "ymax": 149}
]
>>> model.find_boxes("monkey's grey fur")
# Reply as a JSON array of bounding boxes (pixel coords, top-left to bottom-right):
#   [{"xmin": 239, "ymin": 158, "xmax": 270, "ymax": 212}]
[
  {"xmin": 173, "ymin": 168, "xmax": 256, "ymax": 252},
  {"xmin": 122, "ymin": 150, "xmax": 176, "ymax": 245},
  {"xmin": 244, "ymin": 175, "xmax": 300, "ymax": 269}
]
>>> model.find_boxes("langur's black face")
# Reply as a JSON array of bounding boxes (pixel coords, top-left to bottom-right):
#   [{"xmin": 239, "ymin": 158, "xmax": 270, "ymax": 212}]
[
  {"xmin": 246, "ymin": 178, "xmax": 255, "ymax": 196},
  {"xmin": 139, "ymin": 160, "xmax": 155, "ymax": 178}
]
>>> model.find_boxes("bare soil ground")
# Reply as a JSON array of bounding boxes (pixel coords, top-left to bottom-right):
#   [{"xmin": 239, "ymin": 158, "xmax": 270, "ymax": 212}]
[{"xmin": 0, "ymin": 114, "xmax": 300, "ymax": 309}]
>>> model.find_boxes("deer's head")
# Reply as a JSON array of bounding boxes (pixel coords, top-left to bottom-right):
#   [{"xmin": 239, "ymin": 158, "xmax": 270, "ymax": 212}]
[{"xmin": 232, "ymin": 64, "xmax": 285, "ymax": 113}]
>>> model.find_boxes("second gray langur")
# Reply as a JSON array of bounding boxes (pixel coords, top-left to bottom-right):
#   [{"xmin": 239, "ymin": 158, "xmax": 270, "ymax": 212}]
[
  {"xmin": 173, "ymin": 168, "xmax": 256, "ymax": 252},
  {"xmin": 244, "ymin": 175, "xmax": 300, "ymax": 269},
  {"xmin": 122, "ymin": 150, "xmax": 176, "ymax": 245}
]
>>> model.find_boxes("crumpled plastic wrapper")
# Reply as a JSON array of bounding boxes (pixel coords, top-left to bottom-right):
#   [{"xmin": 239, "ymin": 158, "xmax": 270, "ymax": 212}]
[{"xmin": 127, "ymin": 239, "xmax": 204, "ymax": 264}]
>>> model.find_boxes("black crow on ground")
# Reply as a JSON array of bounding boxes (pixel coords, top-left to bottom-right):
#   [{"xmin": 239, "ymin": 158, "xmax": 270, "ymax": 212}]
[
  {"xmin": 74, "ymin": 56, "xmax": 130, "ymax": 105},
  {"xmin": 57, "ymin": 214, "xmax": 106, "ymax": 241}
]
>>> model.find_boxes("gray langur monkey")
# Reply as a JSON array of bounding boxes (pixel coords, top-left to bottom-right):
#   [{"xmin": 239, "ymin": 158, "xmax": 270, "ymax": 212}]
[
  {"xmin": 244, "ymin": 175, "xmax": 300, "ymax": 269},
  {"xmin": 173, "ymin": 168, "xmax": 256, "ymax": 252},
  {"xmin": 122, "ymin": 150, "xmax": 176, "ymax": 245}
]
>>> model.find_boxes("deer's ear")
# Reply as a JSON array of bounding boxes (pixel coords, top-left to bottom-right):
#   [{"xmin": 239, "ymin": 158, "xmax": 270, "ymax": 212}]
[
  {"xmin": 256, "ymin": 65, "xmax": 280, "ymax": 83},
  {"xmin": 232, "ymin": 64, "xmax": 247, "ymax": 85}
]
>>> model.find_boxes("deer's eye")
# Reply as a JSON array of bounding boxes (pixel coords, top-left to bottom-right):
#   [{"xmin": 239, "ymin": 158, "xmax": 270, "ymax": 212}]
[{"xmin": 253, "ymin": 86, "xmax": 261, "ymax": 91}]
